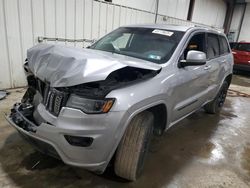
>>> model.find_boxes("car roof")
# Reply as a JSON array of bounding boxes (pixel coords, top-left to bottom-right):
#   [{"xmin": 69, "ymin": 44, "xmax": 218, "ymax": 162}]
[{"xmin": 123, "ymin": 24, "xmax": 223, "ymax": 33}]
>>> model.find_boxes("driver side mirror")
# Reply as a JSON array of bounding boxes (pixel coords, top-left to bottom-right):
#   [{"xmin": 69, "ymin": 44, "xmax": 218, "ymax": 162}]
[{"xmin": 179, "ymin": 50, "xmax": 207, "ymax": 67}]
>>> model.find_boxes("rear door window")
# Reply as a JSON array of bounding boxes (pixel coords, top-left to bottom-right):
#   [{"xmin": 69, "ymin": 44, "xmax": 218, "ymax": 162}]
[
  {"xmin": 207, "ymin": 33, "xmax": 220, "ymax": 59},
  {"xmin": 219, "ymin": 36, "xmax": 230, "ymax": 55}
]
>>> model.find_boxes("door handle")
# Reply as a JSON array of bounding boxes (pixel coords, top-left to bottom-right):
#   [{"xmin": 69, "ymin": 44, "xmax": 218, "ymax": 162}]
[{"xmin": 204, "ymin": 65, "xmax": 211, "ymax": 70}]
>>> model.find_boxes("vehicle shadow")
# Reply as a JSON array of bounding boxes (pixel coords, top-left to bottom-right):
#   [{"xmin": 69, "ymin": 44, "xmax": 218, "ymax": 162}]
[{"xmin": 0, "ymin": 100, "xmax": 236, "ymax": 188}]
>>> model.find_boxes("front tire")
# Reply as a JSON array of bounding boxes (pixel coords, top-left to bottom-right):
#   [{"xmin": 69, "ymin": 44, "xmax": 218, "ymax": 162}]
[
  {"xmin": 114, "ymin": 111, "xmax": 154, "ymax": 181},
  {"xmin": 204, "ymin": 81, "xmax": 229, "ymax": 114}
]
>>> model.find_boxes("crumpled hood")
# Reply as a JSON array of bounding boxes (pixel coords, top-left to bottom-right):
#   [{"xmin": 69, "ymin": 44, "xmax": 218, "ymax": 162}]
[{"xmin": 27, "ymin": 44, "xmax": 161, "ymax": 87}]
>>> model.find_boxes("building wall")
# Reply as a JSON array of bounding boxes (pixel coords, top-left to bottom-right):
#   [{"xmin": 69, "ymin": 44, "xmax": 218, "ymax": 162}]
[
  {"xmin": 229, "ymin": 3, "xmax": 250, "ymax": 42},
  {"xmin": 112, "ymin": 0, "xmax": 157, "ymax": 12},
  {"xmin": 158, "ymin": 0, "xmax": 190, "ymax": 20},
  {"xmin": 0, "ymin": 0, "xmax": 226, "ymax": 89},
  {"xmin": 113, "ymin": 0, "xmax": 190, "ymax": 20},
  {"xmin": 238, "ymin": 3, "xmax": 250, "ymax": 41},
  {"xmin": 191, "ymin": 0, "xmax": 227, "ymax": 28},
  {"xmin": 0, "ymin": 0, "xmax": 155, "ymax": 89},
  {"xmin": 230, "ymin": 4, "xmax": 245, "ymax": 32},
  {"xmin": 229, "ymin": 3, "xmax": 245, "ymax": 41}
]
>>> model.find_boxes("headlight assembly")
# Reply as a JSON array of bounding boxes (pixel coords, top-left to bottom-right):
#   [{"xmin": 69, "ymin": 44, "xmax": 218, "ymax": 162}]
[{"xmin": 66, "ymin": 94, "xmax": 115, "ymax": 114}]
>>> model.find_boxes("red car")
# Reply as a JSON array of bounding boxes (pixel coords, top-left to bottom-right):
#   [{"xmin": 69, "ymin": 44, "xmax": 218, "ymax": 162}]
[{"xmin": 232, "ymin": 42, "xmax": 250, "ymax": 71}]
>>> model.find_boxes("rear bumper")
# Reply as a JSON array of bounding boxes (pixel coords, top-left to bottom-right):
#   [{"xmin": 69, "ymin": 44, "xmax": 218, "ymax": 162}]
[
  {"xmin": 6, "ymin": 103, "xmax": 127, "ymax": 173},
  {"xmin": 234, "ymin": 63, "xmax": 250, "ymax": 71}
]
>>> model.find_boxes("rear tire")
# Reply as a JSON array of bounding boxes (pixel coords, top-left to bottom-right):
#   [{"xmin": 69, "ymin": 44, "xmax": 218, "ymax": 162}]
[
  {"xmin": 204, "ymin": 81, "xmax": 229, "ymax": 114},
  {"xmin": 114, "ymin": 111, "xmax": 154, "ymax": 181}
]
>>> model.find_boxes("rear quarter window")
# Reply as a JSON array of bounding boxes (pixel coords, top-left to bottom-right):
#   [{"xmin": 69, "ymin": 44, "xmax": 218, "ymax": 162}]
[{"xmin": 219, "ymin": 35, "xmax": 230, "ymax": 55}]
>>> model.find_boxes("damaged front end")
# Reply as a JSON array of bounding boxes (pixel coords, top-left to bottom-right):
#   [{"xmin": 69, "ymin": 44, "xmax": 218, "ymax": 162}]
[
  {"xmin": 9, "ymin": 55, "xmax": 160, "ymax": 132},
  {"xmin": 8, "ymin": 43, "xmax": 161, "ymax": 119},
  {"xmin": 10, "ymin": 102, "xmax": 36, "ymax": 133},
  {"xmin": 7, "ymin": 59, "xmax": 160, "ymax": 158},
  {"xmin": 5, "ymin": 44, "xmax": 162, "ymax": 172},
  {"xmin": 23, "ymin": 66, "xmax": 159, "ymax": 114},
  {"xmin": 60, "ymin": 66, "xmax": 160, "ymax": 98}
]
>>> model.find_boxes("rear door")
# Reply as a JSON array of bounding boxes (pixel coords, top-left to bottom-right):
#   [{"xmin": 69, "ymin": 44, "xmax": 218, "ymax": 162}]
[{"xmin": 204, "ymin": 33, "xmax": 225, "ymax": 101}]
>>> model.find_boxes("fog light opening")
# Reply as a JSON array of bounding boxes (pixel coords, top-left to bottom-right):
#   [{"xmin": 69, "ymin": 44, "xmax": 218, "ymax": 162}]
[{"xmin": 64, "ymin": 135, "xmax": 93, "ymax": 147}]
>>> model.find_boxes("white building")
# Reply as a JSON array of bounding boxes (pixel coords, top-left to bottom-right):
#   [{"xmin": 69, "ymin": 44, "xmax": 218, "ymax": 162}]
[{"xmin": 229, "ymin": 0, "xmax": 250, "ymax": 42}]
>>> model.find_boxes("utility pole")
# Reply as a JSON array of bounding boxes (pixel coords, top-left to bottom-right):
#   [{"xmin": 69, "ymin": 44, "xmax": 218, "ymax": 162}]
[{"xmin": 155, "ymin": 0, "xmax": 159, "ymax": 23}]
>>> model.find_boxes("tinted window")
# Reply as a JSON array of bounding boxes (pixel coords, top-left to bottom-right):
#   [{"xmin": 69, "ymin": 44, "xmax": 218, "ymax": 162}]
[
  {"xmin": 207, "ymin": 33, "xmax": 220, "ymax": 59},
  {"xmin": 219, "ymin": 36, "xmax": 230, "ymax": 54},
  {"xmin": 91, "ymin": 27, "xmax": 184, "ymax": 64},
  {"xmin": 236, "ymin": 43, "xmax": 250, "ymax": 52},
  {"xmin": 184, "ymin": 33, "xmax": 206, "ymax": 59}
]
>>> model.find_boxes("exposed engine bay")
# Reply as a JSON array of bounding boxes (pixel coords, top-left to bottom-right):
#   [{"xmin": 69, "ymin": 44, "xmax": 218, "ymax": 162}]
[{"xmin": 55, "ymin": 66, "xmax": 159, "ymax": 98}]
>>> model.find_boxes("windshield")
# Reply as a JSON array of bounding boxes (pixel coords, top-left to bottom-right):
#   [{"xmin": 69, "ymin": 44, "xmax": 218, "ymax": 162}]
[
  {"xmin": 236, "ymin": 43, "xmax": 250, "ymax": 52},
  {"xmin": 90, "ymin": 27, "xmax": 184, "ymax": 64}
]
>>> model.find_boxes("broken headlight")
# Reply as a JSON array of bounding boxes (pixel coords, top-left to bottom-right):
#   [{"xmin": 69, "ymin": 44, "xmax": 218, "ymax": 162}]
[{"xmin": 66, "ymin": 94, "xmax": 115, "ymax": 114}]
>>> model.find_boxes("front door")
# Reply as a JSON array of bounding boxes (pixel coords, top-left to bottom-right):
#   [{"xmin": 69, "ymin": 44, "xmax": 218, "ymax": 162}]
[{"xmin": 170, "ymin": 32, "xmax": 210, "ymax": 123}]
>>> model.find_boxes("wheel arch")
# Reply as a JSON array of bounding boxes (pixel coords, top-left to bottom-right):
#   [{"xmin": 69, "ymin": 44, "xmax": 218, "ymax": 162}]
[
  {"xmin": 106, "ymin": 101, "xmax": 168, "ymax": 171},
  {"xmin": 224, "ymin": 73, "xmax": 232, "ymax": 86},
  {"xmin": 124, "ymin": 101, "xmax": 168, "ymax": 137},
  {"xmin": 146, "ymin": 104, "xmax": 167, "ymax": 135}
]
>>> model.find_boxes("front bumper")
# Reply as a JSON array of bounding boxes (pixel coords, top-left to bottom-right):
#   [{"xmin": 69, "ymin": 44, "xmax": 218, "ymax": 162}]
[{"xmin": 6, "ymin": 102, "xmax": 127, "ymax": 173}]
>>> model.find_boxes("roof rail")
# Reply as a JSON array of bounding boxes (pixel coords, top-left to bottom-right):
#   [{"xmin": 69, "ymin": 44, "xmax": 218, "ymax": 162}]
[{"xmin": 194, "ymin": 24, "xmax": 223, "ymax": 32}]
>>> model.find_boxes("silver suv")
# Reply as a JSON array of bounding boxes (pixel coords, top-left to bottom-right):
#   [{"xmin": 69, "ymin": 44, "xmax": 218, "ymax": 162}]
[{"xmin": 6, "ymin": 24, "xmax": 233, "ymax": 181}]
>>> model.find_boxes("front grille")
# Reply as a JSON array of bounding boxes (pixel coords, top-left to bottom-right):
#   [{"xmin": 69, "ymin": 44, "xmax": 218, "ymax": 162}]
[{"xmin": 36, "ymin": 79, "xmax": 68, "ymax": 116}]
